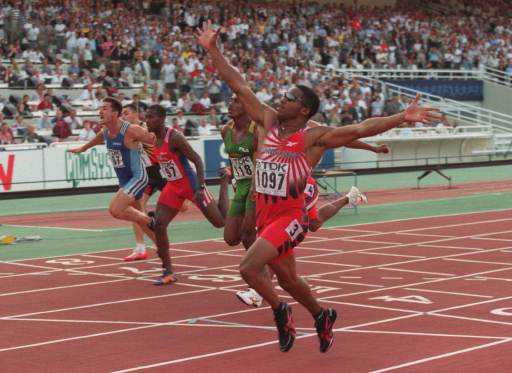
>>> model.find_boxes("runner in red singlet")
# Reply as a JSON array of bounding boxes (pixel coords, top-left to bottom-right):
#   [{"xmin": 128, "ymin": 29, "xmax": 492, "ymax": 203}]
[
  {"xmin": 145, "ymin": 104, "xmax": 228, "ymax": 285},
  {"xmin": 198, "ymin": 21, "xmax": 440, "ymax": 353}
]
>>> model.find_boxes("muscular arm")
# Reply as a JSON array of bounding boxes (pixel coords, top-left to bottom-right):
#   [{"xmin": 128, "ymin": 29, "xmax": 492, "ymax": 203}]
[
  {"xmin": 68, "ymin": 130, "xmax": 104, "ymax": 153},
  {"xmin": 170, "ymin": 131, "xmax": 206, "ymax": 186},
  {"xmin": 309, "ymin": 113, "xmax": 406, "ymax": 150},
  {"xmin": 198, "ymin": 22, "xmax": 276, "ymax": 129},
  {"xmin": 127, "ymin": 124, "xmax": 156, "ymax": 145},
  {"xmin": 208, "ymin": 46, "xmax": 275, "ymax": 128}
]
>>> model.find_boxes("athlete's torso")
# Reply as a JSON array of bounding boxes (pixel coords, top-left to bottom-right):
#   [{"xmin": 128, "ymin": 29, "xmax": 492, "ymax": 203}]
[
  {"xmin": 255, "ymin": 125, "xmax": 311, "ymax": 209},
  {"xmin": 224, "ymin": 120, "xmax": 256, "ymax": 181},
  {"xmin": 103, "ymin": 122, "xmax": 145, "ymax": 181},
  {"xmin": 152, "ymin": 127, "xmax": 198, "ymax": 190}
]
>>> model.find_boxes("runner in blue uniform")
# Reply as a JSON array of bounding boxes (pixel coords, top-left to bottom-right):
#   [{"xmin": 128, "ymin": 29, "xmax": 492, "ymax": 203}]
[{"xmin": 69, "ymin": 98, "xmax": 157, "ymax": 240}]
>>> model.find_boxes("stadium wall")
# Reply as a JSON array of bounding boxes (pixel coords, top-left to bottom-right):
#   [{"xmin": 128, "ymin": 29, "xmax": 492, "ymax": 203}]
[{"xmin": 483, "ymin": 81, "xmax": 512, "ymax": 122}]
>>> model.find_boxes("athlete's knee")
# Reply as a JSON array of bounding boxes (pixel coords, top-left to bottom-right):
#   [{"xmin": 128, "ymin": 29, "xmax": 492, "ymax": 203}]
[
  {"xmin": 108, "ymin": 205, "xmax": 124, "ymax": 219},
  {"xmin": 224, "ymin": 233, "xmax": 241, "ymax": 247},
  {"xmin": 308, "ymin": 221, "xmax": 321, "ymax": 232},
  {"xmin": 239, "ymin": 260, "xmax": 258, "ymax": 281},
  {"xmin": 154, "ymin": 218, "xmax": 168, "ymax": 234},
  {"xmin": 277, "ymin": 274, "xmax": 298, "ymax": 292}
]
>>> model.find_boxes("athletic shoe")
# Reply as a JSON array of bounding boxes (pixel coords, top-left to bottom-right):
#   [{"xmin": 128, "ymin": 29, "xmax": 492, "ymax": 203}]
[
  {"xmin": 273, "ymin": 302, "xmax": 296, "ymax": 352},
  {"xmin": 315, "ymin": 308, "xmax": 337, "ymax": 353},
  {"xmin": 153, "ymin": 270, "xmax": 178, "ymax": 285},
  {"xmin": 346, "ymin": 186, "xmax": 368, "ymax": 207},
  {"xmin": 236, "ymin": 288, "xmax": 263, "ymax": 308},
  {"xmin": 123, "ymin": 250, "xmax": 148, "ymax": 261}
]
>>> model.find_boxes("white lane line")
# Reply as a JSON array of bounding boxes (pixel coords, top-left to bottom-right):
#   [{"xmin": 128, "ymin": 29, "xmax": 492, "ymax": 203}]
[
  {"xmin": 370, "ymin": 338, "xmax": 512, "ymax": 373},
  {"xmin": 404, "ymin": 288, "xmax": 494, "ymax": 299}
]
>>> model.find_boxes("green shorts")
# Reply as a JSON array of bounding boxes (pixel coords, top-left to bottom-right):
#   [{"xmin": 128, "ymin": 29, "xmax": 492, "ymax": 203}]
[{"xmin": 228, "ymin": 178, "xmax": 256, "ymax": 217}]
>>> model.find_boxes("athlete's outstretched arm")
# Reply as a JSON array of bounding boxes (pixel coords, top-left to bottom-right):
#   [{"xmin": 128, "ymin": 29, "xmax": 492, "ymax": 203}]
[
  {"xmin": 127, "ymin": 124, "xmax": 156, "ymax": 145},
  {"xmin": 309, "ymin": 95, "xmax": 440, "ymax": 150},
  {"xmin": 67, "ymin": 131, "xmax": 104, "ymax": 153},
  {"xmin": 197, "ymin": 21, "xmax": 274, "ymax": 128},
  {"xmin": 170, "ymin": 131, "xmax": 206, "ymax": 187}
]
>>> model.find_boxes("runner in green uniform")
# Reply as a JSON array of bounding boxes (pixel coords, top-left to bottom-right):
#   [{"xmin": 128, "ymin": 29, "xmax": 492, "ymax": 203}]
[
  {"xmin": 221, "ymin": 95, "xmax": 258, "ymax": 249},
  {"xmin": 220, "ymin": 96, "xmax": 264, "ymax": 307}
]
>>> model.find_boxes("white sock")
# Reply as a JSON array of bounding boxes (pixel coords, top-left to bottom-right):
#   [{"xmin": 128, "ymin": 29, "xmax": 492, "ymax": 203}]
[{"xmin": 135, "ymin": 244, "xmax": 146, "ymax": 253}]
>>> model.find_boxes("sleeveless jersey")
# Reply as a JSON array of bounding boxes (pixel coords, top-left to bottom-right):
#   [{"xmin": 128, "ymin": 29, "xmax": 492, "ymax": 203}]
[
  {"xmin": 255, "ymin": 125, "xmax": 311, "ymax": 209},
  {"xmin": 223, "ymin": 120, "xmax": 256, "ymax": 180},
  {"xmin": 151, "ymin": 127, "xmax": 199, "ymax": 190},
  {"xmin": 103, "ymin": 121, "xmax": 146, "ymax": 183}
]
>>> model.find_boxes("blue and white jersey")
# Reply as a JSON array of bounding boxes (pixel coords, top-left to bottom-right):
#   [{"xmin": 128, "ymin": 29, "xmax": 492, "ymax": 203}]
[{"xmin": 103, "ymin": 121, "xmax": 148, "ymax": 199}]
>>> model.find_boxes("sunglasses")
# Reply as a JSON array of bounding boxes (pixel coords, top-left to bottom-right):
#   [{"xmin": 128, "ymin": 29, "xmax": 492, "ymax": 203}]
[{"xmin": 284, "ymin": 91, "xmax": 304, "ymax": 104}]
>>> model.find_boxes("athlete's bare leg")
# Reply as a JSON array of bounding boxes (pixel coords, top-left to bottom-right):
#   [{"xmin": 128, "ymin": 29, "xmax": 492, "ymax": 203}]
[
  {"xmin": 132, "ymin": 192, "xmax": 151, "ymax": 245},
  {"xmin": 270, "ymin": 254, "xmax": 322, "ymax": 316},
  {"xmin": 239, "ymin": 237, "xmax": 282, "ymax": 309},
  {"xmin": 309, "ymin": 196, "xmax": 349, "ymax": 232},
  {"xmin": 109, "ymin": 190, "xmax": 156, "ymax": 242},
  {"xmin": 154, "ymin": 203, "xmax": 180, "ymax": 273}
]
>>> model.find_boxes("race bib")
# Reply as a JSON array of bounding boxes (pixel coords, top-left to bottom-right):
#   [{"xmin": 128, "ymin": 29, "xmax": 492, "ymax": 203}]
[
  {"xmin": 255, "ymin": 159, "xmax": 288, "ymax": 197},
  {"xmin": 304, "ymin": 183, "xmax": 315, "ymax": 198},
  {"xmin": 230, "ymin": 156, "xmax": 253, "ymax": 180},
  {"xmin": 159, "ymin": 160, "xmax": 183, "ymax": 181},
  {"xmin": 107, "ymin": 149, "xmax": 125, "ymax": 168},
  {"xmin": 285, "ymin": 219, "xmax": 303, "ymax": 241}
]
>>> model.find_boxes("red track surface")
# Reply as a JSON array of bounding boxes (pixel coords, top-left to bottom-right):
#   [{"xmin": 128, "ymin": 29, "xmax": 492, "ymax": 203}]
[{"xmin": 1, "ymin": 209, "xmax": 512, "ymax": 372}]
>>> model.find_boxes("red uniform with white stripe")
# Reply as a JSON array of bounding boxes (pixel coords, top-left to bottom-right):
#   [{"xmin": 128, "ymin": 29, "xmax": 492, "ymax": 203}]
[
  {"xmin": 154, "ymin": 128, "xmax": 214, "ymax": 210},
  {"xmin": 255, "ymin": 125, "xmax": 311, "ymax": 261}
]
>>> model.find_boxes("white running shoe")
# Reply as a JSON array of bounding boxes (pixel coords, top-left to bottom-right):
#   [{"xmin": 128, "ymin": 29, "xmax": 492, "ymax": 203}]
[
  {"xmin": 236, "ymin": 288, "xmax": 263, "ymax": 308},
  {"xmin": 346, "ymin": 186, "xmax": 368, "ymax": 207}
]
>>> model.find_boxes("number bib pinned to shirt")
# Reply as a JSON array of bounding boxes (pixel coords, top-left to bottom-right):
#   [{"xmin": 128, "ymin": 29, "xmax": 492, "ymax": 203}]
[
  {"xmin": 255, "ymin": 159, "xmax": 288, "ymax": 197},
  {"xmin": 230, "ymin": 156, "xmax": 253, "ymax": 180},
  {"xmin": 107, "ymin": 149, "xmax": 125, "ymax": 168},
  {"xmin": 159, "ymin": 160, "xmax": 183, "ymax": 181}
]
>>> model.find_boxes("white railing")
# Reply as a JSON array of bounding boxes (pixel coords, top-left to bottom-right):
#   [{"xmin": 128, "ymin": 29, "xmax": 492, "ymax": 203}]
[
  {"xmin": 482, "ymin": 65, "xmax": 512, "ymax": 87},
  {"xmin": 314, "ymin": 64, "xmax": 512, "ymax": 89},
  {"xmin": 316, "ymin": 64, "xmax": 512, "ymax": 134}
]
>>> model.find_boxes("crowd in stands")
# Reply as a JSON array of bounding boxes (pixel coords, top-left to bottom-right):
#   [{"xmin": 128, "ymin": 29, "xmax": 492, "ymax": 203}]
[{"xmin": 0, "ymin": 0, "xmax": 505, "ymax": 144}]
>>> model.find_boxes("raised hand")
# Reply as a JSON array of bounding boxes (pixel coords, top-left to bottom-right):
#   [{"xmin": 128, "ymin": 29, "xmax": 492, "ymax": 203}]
[
  {"xmin": 196, "ymin": 20, "xmax": 219, "ymax": 51},
  {"xmin": 404, "ymin": 94, "xmax": 442, "ymax": 124}
]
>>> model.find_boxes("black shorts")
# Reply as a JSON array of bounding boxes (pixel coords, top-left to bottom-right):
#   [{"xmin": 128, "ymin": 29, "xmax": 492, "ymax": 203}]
[{"xmin": 144, "ymin": 165, "xmax": 166, "ymax": 196}]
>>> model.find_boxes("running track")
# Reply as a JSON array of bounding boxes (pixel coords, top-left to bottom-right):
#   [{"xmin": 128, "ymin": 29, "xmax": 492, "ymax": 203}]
[{"xmin": 1, "ymin": 209, "xmax": 512, "ymax": 372}]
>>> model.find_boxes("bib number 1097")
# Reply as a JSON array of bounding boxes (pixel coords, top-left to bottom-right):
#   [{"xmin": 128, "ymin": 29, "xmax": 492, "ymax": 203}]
[{"xmin": 255, "ymin": 160, "xmax": 288, "ymax": 197}]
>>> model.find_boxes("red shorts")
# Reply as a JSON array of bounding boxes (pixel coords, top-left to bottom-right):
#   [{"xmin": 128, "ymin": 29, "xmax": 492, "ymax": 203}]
[
  {"xmin": 256, "ymin": 205, "xmax": 309, "ymax": 264},
  {"xmin": 158, "ymin": 181, "xmax": 214, "ymax": 210}
]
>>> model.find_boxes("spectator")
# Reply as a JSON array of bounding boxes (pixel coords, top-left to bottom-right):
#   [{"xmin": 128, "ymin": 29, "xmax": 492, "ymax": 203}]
[
  {"xmin": 23, "ymin": 124, "xmax": 47, "ymax": 144},
  {"xmin": 0, "ymin": 122, "xmax": 14, "ymax": 144},
  {"xmin": 52, "ymin": 109, "xmax": 73, "ymax": 141},
  {"xmin": 64, "ymin": 110, "xmax": 84, "ymax": 130},
  {"xmin": 78, "ymin": 120, "xmax": 96, "ymax": 141},
  {"xmin": 37, "ymin": 93, "xmax": 53, "ymax": 111}
]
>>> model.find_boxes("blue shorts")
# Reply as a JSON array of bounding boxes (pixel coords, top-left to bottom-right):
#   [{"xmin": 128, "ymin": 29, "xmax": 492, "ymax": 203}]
[{"xmin": 119, "ymin": 171, "xmax": 148, "ymax": 200}]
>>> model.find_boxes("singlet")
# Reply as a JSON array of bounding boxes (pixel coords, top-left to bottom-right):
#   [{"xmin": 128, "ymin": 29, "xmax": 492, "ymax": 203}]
[
  {"xmin": 151, "ymin": 127, "xmax": 199, "ymax": 190},
  {"xmin": 223, "ymin": 120, "xmax": 256, "ymax": 181},
  {"xmin": 255, "ymin": 125, "xmax": 311, "ymax": 209},
  {"xmin": 103, "ymin": 121, "xmax": 145, "ymax": 182}
]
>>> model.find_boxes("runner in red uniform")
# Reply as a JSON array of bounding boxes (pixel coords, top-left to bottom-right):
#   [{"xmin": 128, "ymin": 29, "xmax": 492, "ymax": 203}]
[
  {"xmin": 145, "ymin": 104, "xmax": 228, "ymax": 285},
  {"xmin": 198, "ymin": 21, "xmax": 440, "ymax": 353}
]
